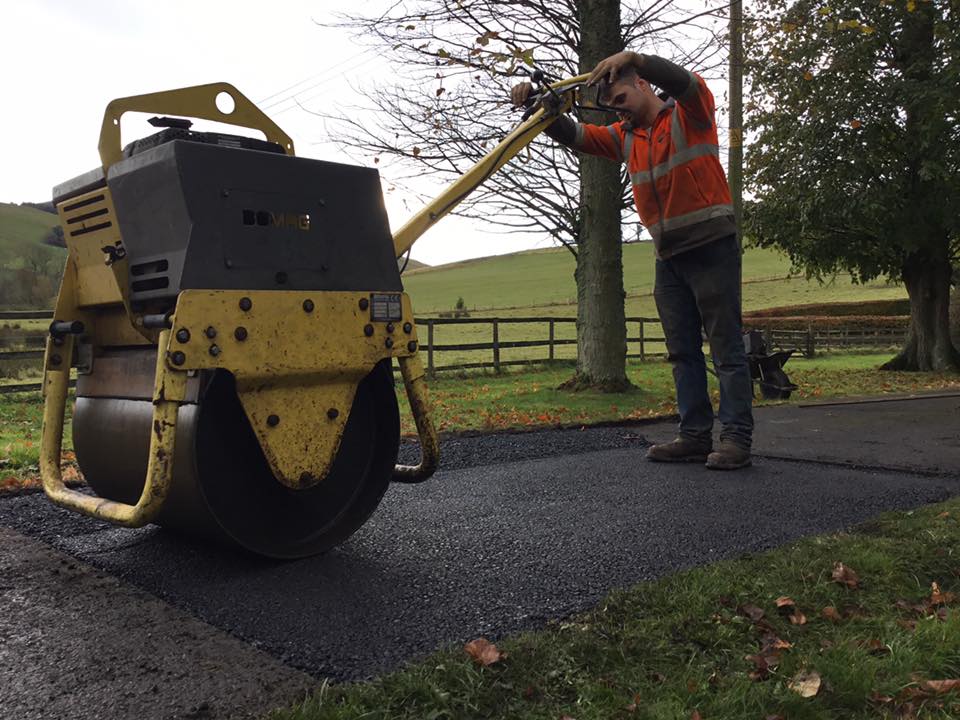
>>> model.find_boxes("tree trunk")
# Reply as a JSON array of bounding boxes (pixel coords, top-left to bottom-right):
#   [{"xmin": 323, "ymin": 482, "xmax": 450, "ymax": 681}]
[
  {"xmin": 881, "ymin": 242, "xmax": 960, "ymax": 372},
  {"xmin": 567, "ymin": 0, "xmax": 629, "ymax": 392}
]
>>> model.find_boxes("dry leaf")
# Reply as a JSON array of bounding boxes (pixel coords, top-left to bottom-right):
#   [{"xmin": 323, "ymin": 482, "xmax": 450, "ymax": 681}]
[
  {"xmin": 464, "ymin": 637, "xmax": 503, "ymax": 666},
  {"xmin": 922, "ymin": 679, "xmax": 960, "ymax": 694},
  {"xmin": 930, "ymin": 581, "xmax": 956, "ymax": 606},
  {"xmin": 937, "ymin": 511, "xmax": 950, "ymax": 519},
  {"xmin": 832, "ymin": 562, "xmax": 860, "ymax": 589},
  {"xmin": 790, "ymin": 611, "xmax": 808, "ymax": 625},
  {"xmin": 690, "ymin": 711, "xmax": 702, "ymax": 720},
  {"xmin": 789, "ymin": 669, "xmax": 822, "ymax": 697},
  {"xmin": 775, "ymin": 596, "xmax": 795, "ymax": 611},
  {"xmin": 739, "ymin": 604, "xmax": 765, "ymax": 622},
  {"xmin": 821, "ymin": 606, "xmax": 842, "ymax": 622}
]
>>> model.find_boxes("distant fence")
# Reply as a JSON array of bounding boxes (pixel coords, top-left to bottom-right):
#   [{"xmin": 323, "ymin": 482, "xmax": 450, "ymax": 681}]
[{"xmin": 1, "ymin": 310, "xmax": 910, "ymax": 393}]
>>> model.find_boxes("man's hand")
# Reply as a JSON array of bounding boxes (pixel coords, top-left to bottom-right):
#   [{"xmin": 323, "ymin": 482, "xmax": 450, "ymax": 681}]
[
  {"xmin": 587, "ymin": 50, "xmax": 643, "ymax": 86},
  {"xmin": 510, "ymin": 82, "xmax": 534, "ymax": 107}
]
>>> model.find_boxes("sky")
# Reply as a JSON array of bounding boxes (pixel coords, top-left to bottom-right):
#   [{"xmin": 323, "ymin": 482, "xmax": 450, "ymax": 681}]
[{"xmin": 0, "ymin": 0, "xmax": 730, "ymax": 266}]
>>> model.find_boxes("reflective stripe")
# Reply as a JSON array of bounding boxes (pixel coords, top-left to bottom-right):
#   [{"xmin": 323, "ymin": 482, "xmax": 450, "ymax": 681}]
[
  {"xmin": 607, "ymin": 125, "xmax": 623, "ymax": 161},
  {"xmin": 649, "ymin": 204, "xmax": 734, "ymax": 238},
  {"xmin": 629, "ymin": 143, "xmax": 719, "ymax": 185},
  {"xmin": 622, "ymin": 130, "xmax": 633, "ymax": 163},
  {"xmin": 671, "ymin": 107, "xmax": 687, "ymax": 152}
]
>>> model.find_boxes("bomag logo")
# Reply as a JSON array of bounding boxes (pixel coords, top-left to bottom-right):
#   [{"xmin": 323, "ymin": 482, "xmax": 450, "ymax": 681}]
[{"xmin": 241, "ymin": 209, "xmax": 311, "ymax": 231}]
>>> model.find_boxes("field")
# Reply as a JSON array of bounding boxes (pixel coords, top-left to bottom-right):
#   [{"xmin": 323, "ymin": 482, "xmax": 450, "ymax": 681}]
[{"xmin": 0, "ymin": 202, "xmax": 62, "ymax": 269}]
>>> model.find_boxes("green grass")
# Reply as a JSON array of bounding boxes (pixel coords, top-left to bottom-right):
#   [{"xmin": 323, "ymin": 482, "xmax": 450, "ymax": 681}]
[
  {"xmin": 0, "ymin": 202, "xmax": 62, "ymax": 270},
  {"xmin": 402, "ymin": 243, "xmax": 906, "ymax": 317},
  {"xmin": 400, "ymin": 353, "xmax": 960, "ymax": 434},
  {"xmin": 270, "ymin": 498, "xmax": 960, "ymax": 720}
]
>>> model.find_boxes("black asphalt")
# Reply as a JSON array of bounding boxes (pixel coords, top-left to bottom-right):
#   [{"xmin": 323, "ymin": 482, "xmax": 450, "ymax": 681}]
[{"xmin": 1, "ymin": 396, "xmax": 958, "ymax": 688}]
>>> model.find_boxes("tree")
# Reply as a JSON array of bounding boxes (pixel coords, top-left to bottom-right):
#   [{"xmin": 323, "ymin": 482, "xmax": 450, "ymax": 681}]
[
  {"xmin": 743, "ymin": 0, "xmax": 960, "ymax": 371},
  {"xmin": 324, "ymin": 0, "xmax": 726, "ymax": 389}
]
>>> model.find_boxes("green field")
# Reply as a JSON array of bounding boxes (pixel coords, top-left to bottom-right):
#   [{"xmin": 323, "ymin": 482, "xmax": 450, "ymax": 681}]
[
  {"xmin": 0, "ymin": 202, "xmax": 62, "ymax": 270},
  {"xmin": 402, "ymin": 243, "xmax": 907, "ymax": 317}
]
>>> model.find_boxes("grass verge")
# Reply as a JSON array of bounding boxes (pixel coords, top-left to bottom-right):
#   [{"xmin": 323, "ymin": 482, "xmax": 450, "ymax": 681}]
[
  {"xmin": 270, "ymin": 498, "xmax": 960, "ymax": 720},
  {"xmin": 2, "ymin": 353, "xmax": 958, "ymax": 490}
]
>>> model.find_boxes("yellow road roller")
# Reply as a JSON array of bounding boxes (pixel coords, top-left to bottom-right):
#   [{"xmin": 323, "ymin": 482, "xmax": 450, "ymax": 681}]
[{"xmin": 40, "ymin": 76, "xmax": 587, "ymax": 558}]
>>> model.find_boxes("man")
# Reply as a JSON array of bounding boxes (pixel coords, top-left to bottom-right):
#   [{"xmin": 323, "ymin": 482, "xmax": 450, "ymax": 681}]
[{"xmin": 512, "ymin": 51, "xmax": 754, "ymax": 470}]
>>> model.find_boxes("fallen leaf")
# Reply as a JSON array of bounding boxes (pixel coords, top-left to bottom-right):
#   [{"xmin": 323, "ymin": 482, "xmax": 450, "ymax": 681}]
[
  {"xmin": 739, "ymin": 604, "xmax": 765, "ymax": 622},
  {"xmin": 464, "ymin": 637, "xmax": 504, "ymax": 666},
  {"xmin": 790, "ymin": 611, "xmax": 808, "ymax": 625},
  {"xmin": 937, "ymin": 511, "xmax": 950, "ymax": 519},
  {"xmin": 746, "ymin": 651, "xmax": 780, "ymax": 681},
  {"xmin": 860, "ymin": 639, "xmax": 890, "ymax": 656},
  {"xmin": 930, "ymin": 581, "xmax": 956, "ymax": 606},
  {"xmin": 775, "ymin": 596, "xmax": 796, "ymax": 611},
  {"xmin": 821, "ymin": 606, "xmax": 842, "ymax": 622},
  {"xmin": 832, "ymin": 562, "xmax": 860, "ymax": 589},
  {"xmin": 849, "ymin": 119, "xmax": 862, "ymax": 129},
  {"xmin": 690, "ymin": 712, "xmax": 702, "ymax": 720},
  {"xmin": 789, "ymin": 669, "xmax": 822, "ymax": 698},
  {"xmin": 922, "ymin": 679, "xmax": 960, "ymax": 694}
]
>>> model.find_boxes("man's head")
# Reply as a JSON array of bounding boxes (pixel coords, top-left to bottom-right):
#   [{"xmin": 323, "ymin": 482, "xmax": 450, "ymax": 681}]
[{"xmin": 597, "ymin": 66, "xmax": 663, "ymax": 125}]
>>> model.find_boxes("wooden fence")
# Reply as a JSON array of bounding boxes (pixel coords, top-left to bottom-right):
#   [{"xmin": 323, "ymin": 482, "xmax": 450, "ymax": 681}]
[{"xmin": 0, "ymin": 310, "xmax": 909, "ymax": 393}]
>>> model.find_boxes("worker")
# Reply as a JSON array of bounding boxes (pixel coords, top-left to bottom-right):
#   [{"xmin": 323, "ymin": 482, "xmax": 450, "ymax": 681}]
[{"xmin": 511, "ymin": 51, "xmax": 754, "ymax": 470}]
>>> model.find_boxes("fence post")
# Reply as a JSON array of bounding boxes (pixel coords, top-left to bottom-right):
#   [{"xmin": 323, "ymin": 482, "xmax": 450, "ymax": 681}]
[
  {"xmin": 548, "ymin": 319, "xmax": 555, "ymax": 361},
  {"xmin": 492, "ymin": 320, "xmax": 500, "ymax": 372},
  {"xmin": 426, "ymin": 320, "xmax": 435, "ymax": 378},
  {"xmin": 805, "ymin": 325, "xmax": 815, "ymax": 359},
  {"xmin": 639, "ymin": 320, "xmax": 646, "ymax": 361}
]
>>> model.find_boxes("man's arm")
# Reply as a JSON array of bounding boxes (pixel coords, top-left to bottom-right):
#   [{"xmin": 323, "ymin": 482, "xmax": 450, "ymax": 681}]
[{"xmin": 510, "ymin": 82, "xmax": 622, "ymax": 161}]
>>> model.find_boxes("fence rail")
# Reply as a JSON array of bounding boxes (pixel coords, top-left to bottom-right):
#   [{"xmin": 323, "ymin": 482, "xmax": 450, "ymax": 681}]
[{"xmin": 2, "ymin": 310, "xmax": 909, "ymax": 393}]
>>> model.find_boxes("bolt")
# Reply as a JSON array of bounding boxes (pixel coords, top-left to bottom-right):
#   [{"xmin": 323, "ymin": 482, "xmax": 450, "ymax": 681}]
[
  {"xmin": 359, "ymin": 297, "xmax": 369, "ymax": 311},
  {"xmin": 302, "ymin": 299, "xmax": 314, "ymax": 313},
  {"xmin": 52, "ymin": 336, "xmax": 64, "ymax": 347},
  {"xmin": 275, "ymin": 271, "xmax": 288, "ymax": 285},
  {"xmin": 171, "ymin": 351, "xmax": 186, "ymax": 366},
  {"xmin": 176, "ymin": 328, "xmax": 191, "ymax": 343},
  {"xmin": 221, "ymin": 189, "xmax": 230, "ymax": 198},
  {"xmin": 364, "ymin": 324, "xmax": 374, "ymax": 337},
  {"xmin": 50, "ymin": 354, "xmax": 62, "ymax": 366},
  {"xmin": 407, "ymin": 341, "xmax": 417, "ymax": 352},
  {"xmin": 267, "ymin": 414, "xmax": 280, "ymax": 427},
  {"xmin": 205, "ymin": 326, "xmax": 217, "ymax": 339},
  {"xmin": 386, "ymin": 322, "xmax": 395, "ymax": 333},
  {"xmin": 234, "ymin": 327, "xmax": 248, "ymax": 341},
  {"xmin": 208, "ymin": 344, "xmax": 221, "ymax": 357},
  {"xmin": 403, "ymin": 322, "xmax": 412, "ymax": 334},
  {"xmin": 318, "ymin": 199, "xmax": 326, "ymax": 207},
  {"xmin": 224, "ymin": 258, "xmax": 233, "ymax": 269},
  {"xmin": 385, "ymin": 337, "xmax": 394, "ymax": 349},
  {"xmin": 239, "ymin": 297, "xmax": 252, "ymax": 311},
  {"xmin": 327, "ymin": 408, "xmax": 339, "ymax": 420}
]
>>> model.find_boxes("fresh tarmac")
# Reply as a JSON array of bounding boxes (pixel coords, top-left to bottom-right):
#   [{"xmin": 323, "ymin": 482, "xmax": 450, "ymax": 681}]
[{"xmin": 1, "ymin": 394, "xmax": 958, "ymax": 719}]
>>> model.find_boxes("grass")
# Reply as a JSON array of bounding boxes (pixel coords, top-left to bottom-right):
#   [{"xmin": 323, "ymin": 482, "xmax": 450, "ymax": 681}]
[
  {"xmin": 269, "ymin": 497, "xmax": 960, "ymax": 720},
  {"xmin": 399, "ymin": 353, "xmax": 960, "ymax": 434},
  {"xmin": 402, "ymin": 243, "xmax": 906, "ymax": 317},
  {"xmin": 0, "ymin": 202, "xmax": 62, "ymax": 270},
  {"xmin": 3, "ymin": 353, "xmax": 957, "ymax": 491}
]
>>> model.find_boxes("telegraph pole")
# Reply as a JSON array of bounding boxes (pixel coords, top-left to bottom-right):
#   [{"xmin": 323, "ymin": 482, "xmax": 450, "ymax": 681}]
[{"xmin": 729, "ymin": 0, "xmax": 744, "ymax": 289}]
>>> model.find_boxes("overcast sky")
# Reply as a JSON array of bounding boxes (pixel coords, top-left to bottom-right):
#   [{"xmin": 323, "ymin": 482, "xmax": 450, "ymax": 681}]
[{"xmin": 0, "ymin": 0, "xmax": 729, "ymax": 266}]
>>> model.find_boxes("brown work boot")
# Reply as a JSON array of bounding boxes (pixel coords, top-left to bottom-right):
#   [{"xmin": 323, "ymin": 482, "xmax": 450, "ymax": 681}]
[
  {"xmin": 646, "ymin": 437, "xmax": 712, "ymax": 463},
  {"xmin": 706, "ymin": 440, "xmax": 752, "ymax": 470}
]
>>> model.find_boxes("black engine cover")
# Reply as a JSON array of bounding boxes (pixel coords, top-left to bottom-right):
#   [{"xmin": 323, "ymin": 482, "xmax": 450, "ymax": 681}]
[{"xmin": 101, "ymin": 140, "xmax": 401, "ymax": 305}]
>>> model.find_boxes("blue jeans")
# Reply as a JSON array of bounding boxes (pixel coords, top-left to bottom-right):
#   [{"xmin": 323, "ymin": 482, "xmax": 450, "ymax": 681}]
[{"xmin": 653, "ymin": 235, "xmax": 754, "ymax": 449}]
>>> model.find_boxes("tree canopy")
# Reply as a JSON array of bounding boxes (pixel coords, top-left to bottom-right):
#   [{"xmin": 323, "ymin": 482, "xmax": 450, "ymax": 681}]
[{"xmin": 744, "ymin": 0, "xmax": 960, "ymax": 369}]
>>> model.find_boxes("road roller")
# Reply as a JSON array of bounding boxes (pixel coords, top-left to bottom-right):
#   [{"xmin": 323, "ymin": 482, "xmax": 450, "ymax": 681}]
[{"xmin": 40, "ymin": 77, "xmax": 587, "ymax": 557}]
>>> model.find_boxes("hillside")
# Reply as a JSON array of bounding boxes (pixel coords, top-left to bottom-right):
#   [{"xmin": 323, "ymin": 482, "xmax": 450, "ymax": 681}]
[
  {"xmin": 0, "ymin": 203, "xmax": 63, "ymax": 269},
  {"xmin": 401, "ymin": 242, "xmax": 908, "ymax": 317}
]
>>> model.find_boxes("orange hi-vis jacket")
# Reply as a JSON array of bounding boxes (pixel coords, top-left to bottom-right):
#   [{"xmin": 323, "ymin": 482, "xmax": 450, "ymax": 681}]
[{"xmin": 572, "ymin": 72, "xmax": 735, "ymax": 259}]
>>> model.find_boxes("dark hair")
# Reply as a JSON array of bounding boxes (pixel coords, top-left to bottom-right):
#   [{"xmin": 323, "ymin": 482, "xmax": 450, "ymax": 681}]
[{"xmin": 598, "ymin": 64, "xmax": 640, "ymax": 103}]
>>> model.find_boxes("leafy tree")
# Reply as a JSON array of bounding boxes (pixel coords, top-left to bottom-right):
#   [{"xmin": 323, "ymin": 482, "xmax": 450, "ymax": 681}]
[
  {"xmin": 744, "ymin": 0, "xmax": 960, "ymax": 370},
  {"xmin": 325, "ymin": 0, "xmax": 725, "ymax": 389}
]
